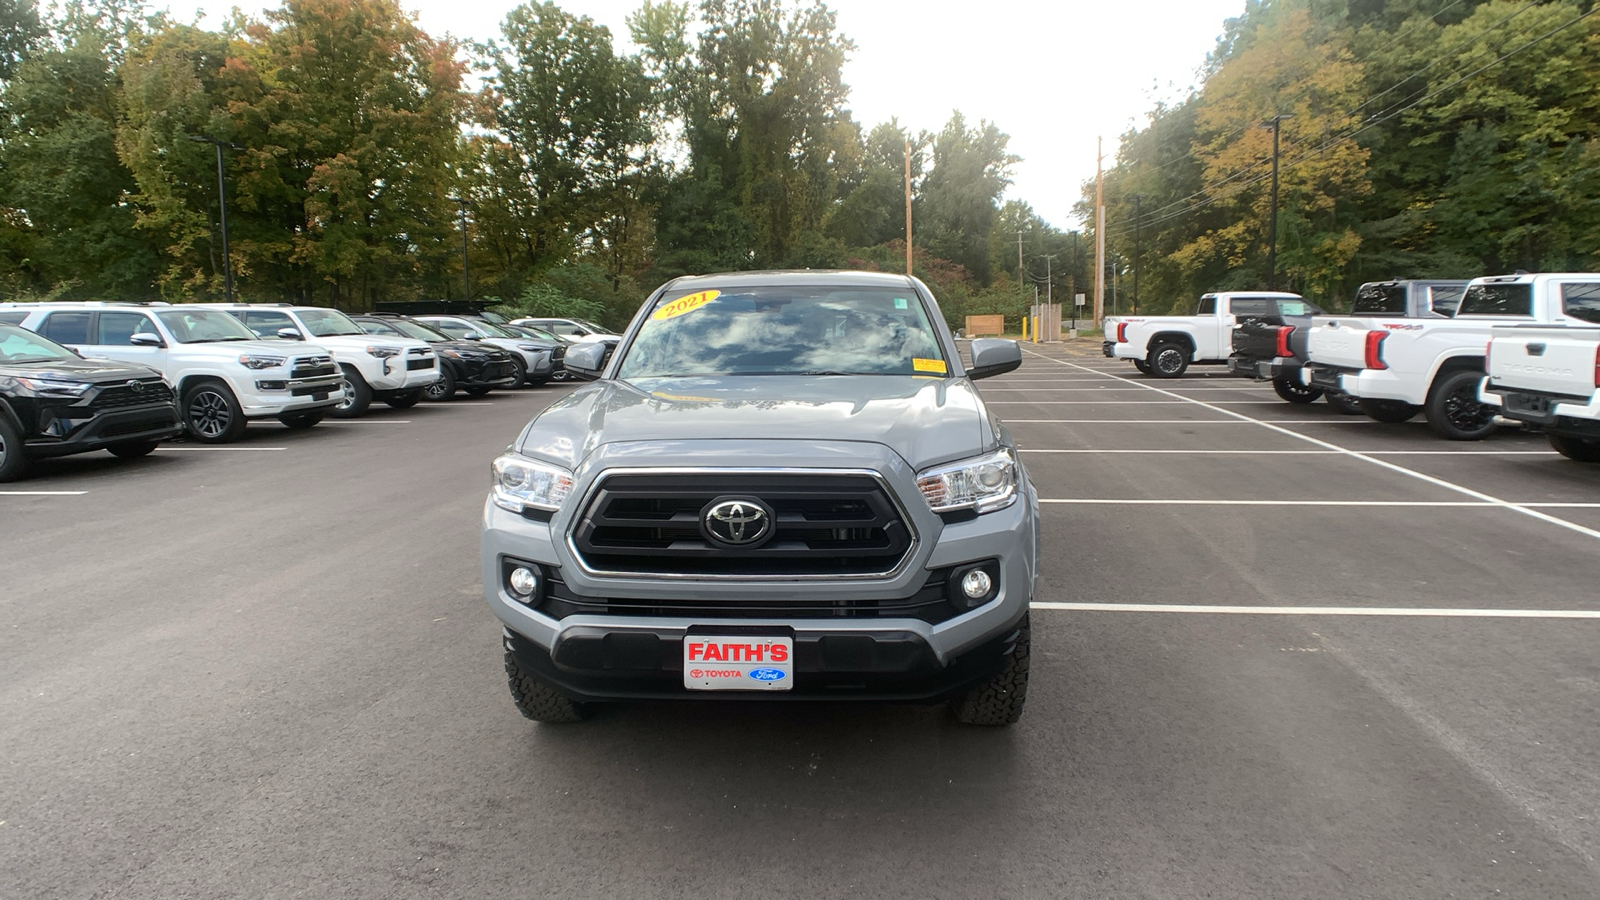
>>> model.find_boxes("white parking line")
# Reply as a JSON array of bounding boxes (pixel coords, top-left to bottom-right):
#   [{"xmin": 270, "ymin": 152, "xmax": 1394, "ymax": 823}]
[
  {"xmin": 0, "ymin": 490, "xmax": 86, "ymax": 496},
  {"xmin": 1018, "ymin": 448, "xmax": 1551, "ymax": 455},
  {"xmin": 1030, "ymin": 602, "xmax": 1600, "ymax": 619},
  {"xmin": 1025, "ymin": 348, "xmax": 1600, "ymax": 543},
  {"xmin": 1039, "ymin": 499, "xmax": 1495, "ymax": 507},
  {"xmin": 987, "ymin": 400, "xmax": 1190, "ymax": 405},
  {"xmin": 1005, "ymin": 419, "xmax": 1376, "ymax": 424},
  {"xmin": 321, "ymin": 420, "xmax": 412, "ymax": 424},
  {"xmin": 159, "ymin": 446, "xmax": 287, "ymax": 451}
]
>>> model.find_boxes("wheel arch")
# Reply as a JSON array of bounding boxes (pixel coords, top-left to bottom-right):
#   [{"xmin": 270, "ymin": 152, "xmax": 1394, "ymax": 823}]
[
  {"xmin": 1148, "ymin": 331, "xmax": 1197, "ymax": 355},
  {"xmin": 1426, "ymin": 354, "xmax": 1486, "ymax": 397}
]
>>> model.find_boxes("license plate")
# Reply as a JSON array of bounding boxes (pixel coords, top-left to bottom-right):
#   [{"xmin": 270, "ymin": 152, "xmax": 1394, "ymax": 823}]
[
  {"xmin": 683, "ymin": 635, "xmax": 794, "ymax": 691},
  {"xmin": 312, "ymin": 392, "xmax": 329, "ymax": 402}
]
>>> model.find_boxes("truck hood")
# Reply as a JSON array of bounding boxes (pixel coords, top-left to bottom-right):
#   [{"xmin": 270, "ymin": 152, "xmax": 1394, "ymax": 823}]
[
  {"xmin": 0, "ymin": 357, "xmax": 163, "ymax": 382},
  {"xmin": 519, "ymin": 375, "xmax": 992, "ymax": 471},
  {"xmin": 175, "ymin": 339, "xmax": 336, "ymax": 360}
]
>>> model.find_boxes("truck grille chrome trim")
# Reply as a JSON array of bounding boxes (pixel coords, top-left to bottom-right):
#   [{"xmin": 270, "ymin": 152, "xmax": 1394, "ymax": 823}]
[{"xmin": 566, "ymin": 467, "xmax": 920, "ymax": 581}]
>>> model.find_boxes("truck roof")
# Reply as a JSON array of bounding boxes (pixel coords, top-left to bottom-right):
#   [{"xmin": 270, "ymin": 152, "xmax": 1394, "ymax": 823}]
[
  {"xmin": 1198, "ymin": 291, "xmax": 1303, "ymax": 299},
  {"xmin": 1470, "ymin": 273, "xmax": 1600, "ymax": 286},
  {"xmin": 666, "ymin": 270, "xmax": 920, "ymax": 291}
]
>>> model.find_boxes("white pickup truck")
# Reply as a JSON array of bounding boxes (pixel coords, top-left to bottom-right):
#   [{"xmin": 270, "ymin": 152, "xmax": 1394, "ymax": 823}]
[
  {"xmin": 1479, "ymin": 279, "xmax": 1600, "ymax": 461},
  {"xmin": 1303, "ymin": 273, "xmax": 1600, "ymax": 440},
  {"xmin": 1103, "ymin": 292, "xmax": 1314, "ymax": 377}
]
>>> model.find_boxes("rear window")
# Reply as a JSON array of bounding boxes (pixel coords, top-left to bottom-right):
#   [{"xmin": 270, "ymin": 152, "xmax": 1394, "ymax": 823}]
[
  {"xmin": 1561, "ymin": 282, "xmax": 1600, "ymax": 324},
  {"xmin": 1428, "ymin": 285, "xmax": 1464, "ymax": 316},
  {"xmin": 1352, "ymin": 284, "xmax": 1408, "ymax": 315},
  {"xmin": 1277, "ymin": 299, "xmax": 1321, "ymax": 316},
  {"xmin": 1457, "ymin": 283, "xmax": 1532, "ymax": 316},
  {"xmin": 1196, "ymin": 297, "xmax": 1217, "ymax": 315},
  {"xmin": 1230, "ymin": 298, "xmax": 1275, "ymax": 318}
]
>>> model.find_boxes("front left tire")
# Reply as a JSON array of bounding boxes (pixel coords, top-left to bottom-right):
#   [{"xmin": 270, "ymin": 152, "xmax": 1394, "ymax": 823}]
[
  {"xmin": 0, "ymin": 414, "xmax": 32, "ymax": 482},
  {"xmin": 949, "ymin": 615, "xmax": 1031, "ymax": 726},
  {"xmin": 183, "ymin": 379, "xmax": 248, "ymax": 443},
  {"xmin": 331, "ymin": 365, "xmax": 373, "ymax": 418},
  {"xmin": 505, "ymin": 648, "xmax": 590, "ymax": 723}
]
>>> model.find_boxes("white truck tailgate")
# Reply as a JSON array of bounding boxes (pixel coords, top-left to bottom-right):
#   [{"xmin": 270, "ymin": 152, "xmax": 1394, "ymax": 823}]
[
  {"xmin": 1307, "ymin": 319, "xmax": 1372, "ymax": 369},
  {"xmin": 1487, "ymin": 326, "xmax": 1600, "ymax": 397}
]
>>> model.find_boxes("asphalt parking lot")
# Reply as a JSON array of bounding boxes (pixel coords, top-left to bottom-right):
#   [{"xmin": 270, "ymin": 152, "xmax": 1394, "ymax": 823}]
[{"xmin": 4, "ymin": 345, "xmax": 1600, "ymax": 899}]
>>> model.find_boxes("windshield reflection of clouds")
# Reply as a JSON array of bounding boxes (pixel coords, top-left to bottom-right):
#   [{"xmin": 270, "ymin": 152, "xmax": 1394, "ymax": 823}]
[{"xmin": 619, "ymin": 292, "xmax": 943, "ymax": 378}]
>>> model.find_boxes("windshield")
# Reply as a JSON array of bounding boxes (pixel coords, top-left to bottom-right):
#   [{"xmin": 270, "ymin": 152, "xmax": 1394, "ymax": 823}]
[
  {"xmin": 355, "ymin": 318, "xmax": 404, "ymax": 337},
  {"xmin": 0, "ymin": 324, "xmax": 80, "ymax": 363},
  {"xmin": 521, "ymin": 325, "xmax": 567, "ymax": 342},
  {"xmin": 617, "ymin": 286, "xmax": 947, "ymax": 379},
  {"xmin": 297, "ymin": 308, "xmax": 365, "ymax": 337},
  {"xmin": 387, "ymin": 318, "xmax": 450, "ymax": 341},
  {"xmin": 477, "ymin": 310, "xmax": 509, "ymax": 324},
  {"xmin": 575, "ymin": 319, "xmax": 610, "ymax": 333},
  {"xmin": 473, "ymin": 321, "xmax": 517, "ymax": 338},
  {"xmin": 1457, "ymin": 283, "xmax": 1532, "ymax": 316},
  {"xmin": 157, "ymin": 309, "xmax": 258, "ymax": 343},
  {"xmin": 1352, "ymin": 284, "xmax": 1408, "ymax": 315}
]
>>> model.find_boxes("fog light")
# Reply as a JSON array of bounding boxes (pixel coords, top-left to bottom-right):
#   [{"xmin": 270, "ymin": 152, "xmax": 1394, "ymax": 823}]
[
  {"xmin": 508, "ymin": 566, "xmax": 539, "ymax": 597},
  {"xmin": 960, "ymin": 568, "xmax": 993, "ymax": 600}
]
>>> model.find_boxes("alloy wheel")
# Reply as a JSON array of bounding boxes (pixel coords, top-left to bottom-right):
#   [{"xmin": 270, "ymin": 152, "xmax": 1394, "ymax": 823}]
[
  {"xmin": 1445, "ymin": 385, "xmax": 1493, "ymax": 431},
  {"xmin": 1156, "ymin": 348, "xmax": 1184, "ymax": 374},
  {"xmin": 190, "ymin": 390, "xmax": 231, "ymax": 438},
  {"xmin": 336, "ymin": 377, "xmax": 357, "ymax": 411}
]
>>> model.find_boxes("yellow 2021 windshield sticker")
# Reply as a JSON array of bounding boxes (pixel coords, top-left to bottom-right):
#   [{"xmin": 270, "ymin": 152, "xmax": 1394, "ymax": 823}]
[
  {"xmin": 912, "ymin": 357, "xmax": 947, "ymax": 374},
  {"xmin": 652, "ymin": 290, "xmax": 720, "ymax": 321}
]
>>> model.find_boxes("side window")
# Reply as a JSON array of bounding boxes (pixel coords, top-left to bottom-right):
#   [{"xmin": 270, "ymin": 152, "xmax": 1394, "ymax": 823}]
[
  {"xmin": 242, "ymin": 310, "xmax": 295, "ymax": 338},
  {"xmin": 1196, "ymin": 297, "xmax": 1217, "ymax": 315},
  {"xmin": 1560, "ymin": 282, "xmax": 1600, "ymax": 324},
  {"xmin": 38, "ymin": 311, "xmax": 91, "ymax": 344},
  {"xmin": 1277, "ymin": 300, "xmax": 1316, "ymax": 316},
  {"xmin": 0, "ymin": 311, "xmax": 26, "ymax": 325},
  {"xmin": 358, "ymin": 319, "xmax": 403, "ymax": 337},
  {"xmin": 432, "ymin": 320, "xmax": 473, "ymax": 338},
  {"xmin": 1429, "ymin": 286, "xmax": 1463, "ymax": 316},
  {"xmin": 96, "ymin": 312, "xmax": 154, "ymax": 345},
  {"xmin": 1230, "ymin": 298, "xmax": 1274, "ymax": 318}
]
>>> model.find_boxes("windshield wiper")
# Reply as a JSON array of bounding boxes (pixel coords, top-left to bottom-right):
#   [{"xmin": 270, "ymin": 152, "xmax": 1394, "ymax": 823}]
[{"xmin": 186, "ymin": 336, "xmax": 252, "ymax": 343}]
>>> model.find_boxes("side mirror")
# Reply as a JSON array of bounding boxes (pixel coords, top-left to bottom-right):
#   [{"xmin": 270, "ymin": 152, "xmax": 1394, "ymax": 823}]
[
  {"xmin": 563, "ymin": 341, "xmax": 608, "ymax": 380},
  {"xmin": 967, "ymin": 338, "xmax": 1022, "ymax": 380},
  {"xmin": 128, "ymin": 332, "xmax": 164, "ymax": 347},
  {"xmin": 276, "ymin": 328, "xmax": 303, "ymax": 340},
  {"xmin": 463, "ymin": 333, "xmax": 482, "ymax": 341}
]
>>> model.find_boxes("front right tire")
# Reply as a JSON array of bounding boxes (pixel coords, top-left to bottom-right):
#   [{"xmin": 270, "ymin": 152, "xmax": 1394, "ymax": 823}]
[
  {"xmin": 950, "ymin": 615, "xmax": 1031, "ymax": 726},
  {"xmin": 331, "ymin": 365, "xmax": 373, "ymax": 418},
  {"xmin": 423, "ymin": 364, "xmax": 457, "ymax": 401},
  {"xmin": 1548, "ymin": 434, "xmax": 1600, "ymax": 462},
  {"xmin": 505, "ymin": 648, "xmax": 590, "ymax": 723},
  {"xmin": 1147, "ymin": 343, "xmax": 1190, "ymax": 378},
  {"xmin": 183, "ymin": 379, "xmax": 248, "ymax": 443},
  {"xmin": 0, "ymin": 414, "xmax": 32, "ymax": 482}
]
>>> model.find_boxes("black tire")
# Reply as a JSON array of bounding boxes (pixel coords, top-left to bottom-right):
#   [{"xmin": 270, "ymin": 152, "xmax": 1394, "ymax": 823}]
[
  {"xmin": 182, "ymin": 379, "xmax": 248, "ymax": 443},
  {"xmin": 1147, "ymin": 342, "xmax": 1190, "ymax": 378},
  {"xmin": 277, "ymin": 411, "xmax": 324, "ymax": 429},
  {"xmin": 464, "ymin": 386, "xmax": 492, "ymax": 397},
  {"xmin": 508, "ymin": 356, "xmax": 529, "ymax": 389},
  {"xmin": 423, "ymin": 365, "xmax": 456, "ymax": 401},
  {"xmin": 107, "ymin": 440, "xmax": 159, "ymax": 459},
  {"xmin": 505, "ymin": 649, "xmax": 590, "ymax": 723},
  {"xmin": 384, "ymin": 390, "xmax": 422, "ymax": 409},
  {"xmin": 949, "ymin": 615, "xmax": 1031, "ymax": 726},
  {"xmin": 1327, "ymin": 391, "xmax": 1364, "ymax": 415},
  {"xmin": 1548, "ymin": 433, "xmax": 1600, "ymax": 463},
  {"xmin": 0, "ymin": 413, "xmax": 32, "ymax": 482},
  {"xmin": 331, "ymin": 365, "xmax": 373, "ymax": 418},
  {"xmin": 1424, "ymin": 369, "xmax": 1496, "ymax": 441},
  {"xmin": 1132, "ymin": 360, "xmax": 1152, "ymax": 375},
  {"xmin": 1272, "ymin": 377, "xmax": 1323, "ymax": 404},
  {"xmin": 1361, "ymin": 398, "xmax": 1419, "ymax": 424}
]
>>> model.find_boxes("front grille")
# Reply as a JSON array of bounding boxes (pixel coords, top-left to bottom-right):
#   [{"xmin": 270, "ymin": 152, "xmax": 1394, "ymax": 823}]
[
  {"xmin": 291, "ymin": 382, "xmax": 335, "ymax": 397},
  {"xmin": 102, "ymin": 414, "xmax": 177, "ymax": 437},
  {"xmin": 487, "ymin": 361, "xmax": 515, "ymax": 377},
  {"xmin": 538, "ymin": 567, "xmax": 956, "ymax": 623},
  {"xmin": 406, "ymin": 358, "xmax": 435, "ymax": 370},
  {"xmin": 291, "ymin": 355, "xmax": 336, "ymax": 379},
  {"xmin": 551, "ymin": 346, "xmax": 566, "ymax": 362},
  {"xmin": 571, "ymin": 472, "xmax": 914, "ymax": 577},
  {"xmin": 91, "ymin": 380, "xmax": 173, "ymax": 408}
]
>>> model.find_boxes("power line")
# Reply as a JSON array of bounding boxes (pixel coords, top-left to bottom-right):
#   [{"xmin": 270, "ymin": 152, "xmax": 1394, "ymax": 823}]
[{"xmin": 1106, "ymin": 4, "xmax": 1596, "ymax": 239}]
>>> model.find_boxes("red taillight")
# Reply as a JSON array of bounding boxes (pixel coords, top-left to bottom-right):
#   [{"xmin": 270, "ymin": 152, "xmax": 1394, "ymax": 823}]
[
  {"xmin": 1116, "ymin": 323, "xmax": 1128, "ymax": 342},
  {"xmin": 1593, "ymin": 344, "xmax": 1600, "ymax": 389},
  {"xmin": 1275, "ymin": 325, "xmax": 1293, "ymax": 358},
  {"xmin": 1365, "ymin": 330, "xmax": 1388, "ymax": 370}
]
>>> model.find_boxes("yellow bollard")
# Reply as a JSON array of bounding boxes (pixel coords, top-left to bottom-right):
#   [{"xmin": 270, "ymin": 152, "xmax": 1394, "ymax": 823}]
[{"xmin": 1021, "ymin": 317, "xmax": 1029, "ymax": 340}]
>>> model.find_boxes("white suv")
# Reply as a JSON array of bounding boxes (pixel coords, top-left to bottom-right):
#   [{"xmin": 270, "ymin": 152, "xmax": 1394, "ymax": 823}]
[
  {"xmin": 198, "ymin": 304, "xmax": 439, "ymax": 417},
  {"xmin": 7, "ymin": 303, "xmax": 344, "ymax": 443}
]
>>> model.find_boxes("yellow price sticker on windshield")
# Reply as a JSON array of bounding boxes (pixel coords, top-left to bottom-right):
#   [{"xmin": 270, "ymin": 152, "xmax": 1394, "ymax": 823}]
[
  {"xmin": 652, "ymin": 290, "xmax": 720, "ymax": 321},
  {"xmin": 912, "ymin": 357, "xmax": 947, "ymax": 374}
]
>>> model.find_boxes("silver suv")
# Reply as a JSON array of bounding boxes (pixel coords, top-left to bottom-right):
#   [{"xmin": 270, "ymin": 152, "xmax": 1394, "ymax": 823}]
[{"xmin": 480, "ymin": 271, "xmax": 1039, "ymax": 725}]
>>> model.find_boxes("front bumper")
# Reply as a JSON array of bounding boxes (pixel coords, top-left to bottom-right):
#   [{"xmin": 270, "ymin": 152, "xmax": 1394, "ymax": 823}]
[
  {"xmin": 481, "ymin": 444, "xmax": 1039, "ymax": 702},
  {"xmin": 23, "ymin": 402, "xmax": 183, "ymax": 457},
  {"xmin": 368, "ymin": 356, "xmax": 441, "ymax": 391},
  {"xmin": 238, "ymin": 374, "xmax": 345, "ymax": 417}
]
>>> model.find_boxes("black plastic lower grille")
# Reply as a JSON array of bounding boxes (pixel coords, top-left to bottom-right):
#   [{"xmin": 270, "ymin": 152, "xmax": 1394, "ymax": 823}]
[
  {"xmin": 538, "ymin": 567, "xmax": 956, "ymax": 623},
  {"xmin": 572, "ymin": 473, "xmax": 913, "ymax": 577},
  {"xmin": 91, "ymin": 381, "xmax": 172, "ymax": 408},
  {"xmin": 406, "ymin": 358, "xmax": 434, "ymax": 370}
]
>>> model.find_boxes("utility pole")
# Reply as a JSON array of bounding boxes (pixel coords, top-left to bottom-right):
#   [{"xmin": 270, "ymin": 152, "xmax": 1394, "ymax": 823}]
[
  {"xmin": 1130, "ymin": 194, "xmax": 1143, "ymax": 315},
  {"xmin": 448, "ymin": 196, "xmax": 471, "ymax": 301},
  {"xmin": 1094, "ymin": 136, "xmax": 1106, "ymax": 327},
  {"xmin": 188, "ymin": 134, "xmax": 241, "ymax": 302},
  {"xmin": 1015, "ymin": 230, "xmax": 1026, "ymax": 288},
  {"xmin": 1264, "ymin": 114, "xmax": 1291, "ymax": 291},
  {"xmin": 904, "ymin": 139, "xmax": 913, "ymax": 275}
]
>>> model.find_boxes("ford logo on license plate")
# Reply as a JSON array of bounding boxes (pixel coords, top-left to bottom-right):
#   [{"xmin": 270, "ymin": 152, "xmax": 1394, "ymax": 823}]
[{"xmin": 748, "ymin": 668, "xmax": 786, "ymax": 682}]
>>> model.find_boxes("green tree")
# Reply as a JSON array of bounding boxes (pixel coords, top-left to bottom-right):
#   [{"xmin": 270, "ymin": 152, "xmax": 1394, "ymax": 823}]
[{"xmin": 920, "ymin": 112, "xmax": 1017, "ymax": 285}]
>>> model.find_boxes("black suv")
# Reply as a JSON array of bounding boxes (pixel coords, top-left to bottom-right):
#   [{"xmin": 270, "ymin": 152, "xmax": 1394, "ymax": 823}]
[
  {"xmin": 351, "ymin": 315, "xmax": 518, "ymax": 400},
  {"xmin": 0, "ymin": 323, "xmax": 182, "ymax": 481}
]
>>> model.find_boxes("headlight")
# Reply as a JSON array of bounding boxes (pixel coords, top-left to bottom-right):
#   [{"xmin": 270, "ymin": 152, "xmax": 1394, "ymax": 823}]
[
  {"xmin": 238, "ymin": 355, "xmax": 287, "ymax": 370},
  {"xmin": 491, "ymin": 454, "xmax": 574, "ymax": 515},
  {"xmin": 16, "ymin": 376, "xmax": 92, "ymax": 397},
  {"xmin": 366, "ymin": 346, "xmax": 401, "ymax": 358},
  {"xmin": 517, "ymin": 343, "xmax": 541, "ymax": 352},
  {"xmin": 916, "ymin": 448, "xmax": 1018, "ymax": 514},
  {"xmin": 437, "ymin": 348, "xmax": 461, "ymax": 359}
]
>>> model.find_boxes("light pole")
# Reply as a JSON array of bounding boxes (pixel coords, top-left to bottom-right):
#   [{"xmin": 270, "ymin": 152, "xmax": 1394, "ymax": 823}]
[
  {"xmin": 188, "ymin": 134, "xmax": 241, "ymax": 302},
  {"xmin": 1263, "ymin": 115, "xmax": 1291, "ymax": 291},
  {"xmin": 1129, "ymin": 193, "xmax": 1143, "ymax": 314},
  {"xmin": 447, "ymin": 196, "xmax": 471, "ymax": 302}
]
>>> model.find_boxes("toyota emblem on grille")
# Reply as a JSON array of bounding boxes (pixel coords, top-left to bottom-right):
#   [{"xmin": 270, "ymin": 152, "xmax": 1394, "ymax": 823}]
[
  {"xmin": 702, "ymin": 497, "xmax": 774, "ymax": 547},
  {"xmin": 127, "ymin": 379, "xmax": 144, "ymax": 392}
]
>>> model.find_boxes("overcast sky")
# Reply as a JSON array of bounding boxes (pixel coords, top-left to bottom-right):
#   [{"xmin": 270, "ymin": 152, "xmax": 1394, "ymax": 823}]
[{"xmin": 171, "ymin": 0, "xmax": 1247, "ymax": 230}]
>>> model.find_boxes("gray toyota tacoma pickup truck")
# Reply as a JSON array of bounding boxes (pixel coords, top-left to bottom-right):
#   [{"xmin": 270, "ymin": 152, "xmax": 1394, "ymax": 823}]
[{"xmin": 480, "ymin": 270, "xmax": 1040, "ymax": 725}]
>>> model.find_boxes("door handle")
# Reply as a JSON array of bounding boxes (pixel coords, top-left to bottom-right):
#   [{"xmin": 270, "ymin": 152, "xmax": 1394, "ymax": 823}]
[{"xmin": 1526, "ymin": 343, "xmax": 1546, "ymax": 356}]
